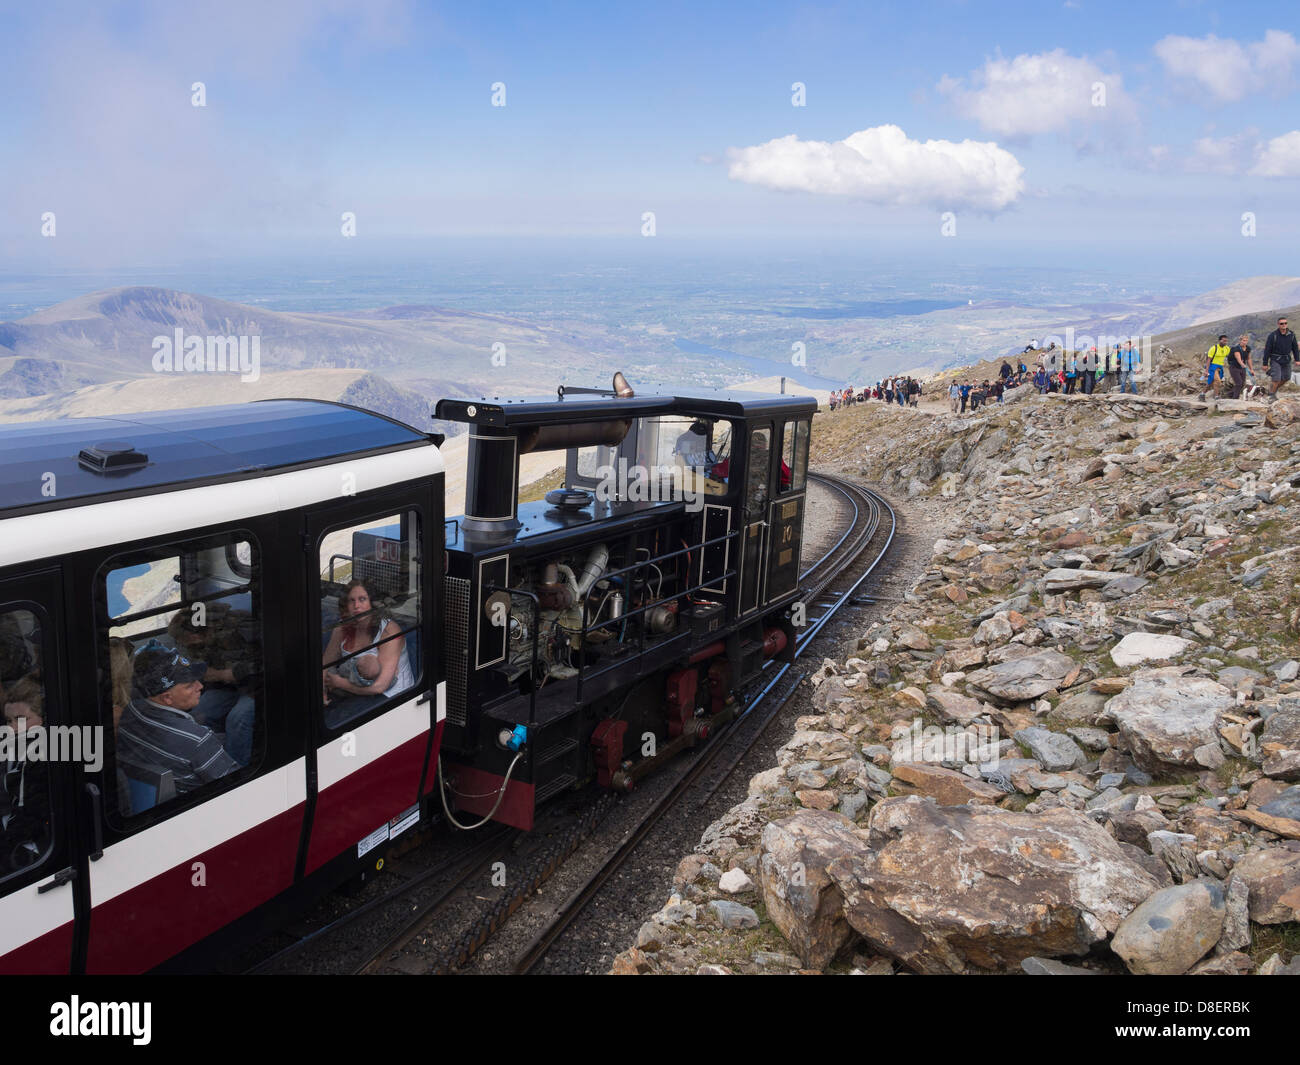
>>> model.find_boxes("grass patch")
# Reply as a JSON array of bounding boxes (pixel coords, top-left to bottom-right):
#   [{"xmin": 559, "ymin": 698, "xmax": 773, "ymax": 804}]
[{"xmin": 1249, "ymin": 924, "xmax": 1300, "ymax": 968}]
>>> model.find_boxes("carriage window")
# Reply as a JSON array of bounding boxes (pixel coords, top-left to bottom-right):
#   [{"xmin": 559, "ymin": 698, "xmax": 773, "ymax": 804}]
[
  {"xmin": 1, "ymin": 608, "xmax": 53, "ymax": 882},
  {"xmin": 791, "ymin": 419, "xmax": 810, "ymax": 491},
  {"xmin": 746, "ymin": 427, "xmax": 771, "ymax": 520},
  {"xmin": 99, "ymin": 533, "xmax": 265, "ymax": 823},
  {"xmin": 626, "ymin": 416, "xmax": 733, "ymax": 500},
  {"xmin": 319, "ymin": 510, "xmax": 423, "ymax": 729}
]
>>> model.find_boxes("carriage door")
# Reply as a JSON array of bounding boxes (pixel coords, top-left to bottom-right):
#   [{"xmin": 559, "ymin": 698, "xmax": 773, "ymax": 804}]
[
  {"xmin": 303, "ymin": 492, "xmax": 436, "ymax": 875},
  {"xmin": 0, "ymin": 572, "xmax": 76, "ymax": 974},
  {"xmin": 738, "ymin": 424, "xmax": 773, "ymax": 616},
  {"xmin": 766, "ymin": 417, "xmax": 810, "ymax": 603}
]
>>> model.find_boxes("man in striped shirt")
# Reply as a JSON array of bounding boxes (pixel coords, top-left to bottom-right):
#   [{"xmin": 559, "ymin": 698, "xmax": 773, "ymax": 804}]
[{"xmin": 117, "ymin": 642, "xmax": 239, "ymax": 798}]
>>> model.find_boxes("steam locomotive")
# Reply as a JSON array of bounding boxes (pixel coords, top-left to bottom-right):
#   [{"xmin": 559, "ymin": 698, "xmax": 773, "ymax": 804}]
[{"xmin": 0, "ymin": 377, "xmax": 814, "ymax": 972}]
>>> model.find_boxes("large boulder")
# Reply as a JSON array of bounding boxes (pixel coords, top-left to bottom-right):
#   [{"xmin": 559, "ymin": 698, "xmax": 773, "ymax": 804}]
[
  {"xmin": 964, "ymin": 649, "xmax": 1079, "ymax": 705},
  {"xmin": 1104, "ymin": 669, "xmax": 1234, "ymax": 773},
  {"xmin": 1014, "ymin": 726, "xmax": 1088, "ymax": 771},
  {"xmin": 1230, "ymin": 846, "xmax": 1300, "ymax": 924},
  {"xmin": 826, "ymin": 797, "xmax": 1159, "ymax": 973},
  {"xmin": 890, "ymin": 763, "xmax": 1005, "ymax": 805},
  {"xmin": 1110, "ymin": 632, "xmax": 1192, "ymax": 668},
  {"xmin": 1043, "ymin": 568, "xmax": 1114, "ymax": 593},
  {"xmin": 1262, "ymin": 709, "xmax": 1300, "ymax": 750},
  {"xmin": 758, "ymin": 810, "xmax": 863, "ymax": 970},
  {"xmin": 1110, "ymin": 880, "xmax": 1226, "ymax": 975}
]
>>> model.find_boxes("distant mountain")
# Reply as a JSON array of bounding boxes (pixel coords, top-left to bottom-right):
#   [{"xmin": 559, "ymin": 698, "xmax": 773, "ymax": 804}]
[
  {"xmin": 0, "ymin": 367, "xmax": 433, "ymax": 428},
  {"xmin": 1156, "ymin": 276, "xmax": 1300, "ymax": 332},
  {"xmin": 0, "ymin": 286, "xmax": 757, "ymax": 403}
]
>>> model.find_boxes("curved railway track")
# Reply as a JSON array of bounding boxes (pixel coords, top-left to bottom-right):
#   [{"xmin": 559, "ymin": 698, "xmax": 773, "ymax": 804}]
[{"xmin": 244, "ymin": 473, "xmax": 895, "ymax": 976}]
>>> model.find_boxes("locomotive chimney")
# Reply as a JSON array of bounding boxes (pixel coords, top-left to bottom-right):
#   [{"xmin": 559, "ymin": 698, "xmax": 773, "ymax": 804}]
[
  {"xmin": 462, "ymin": 419, "xmax": 633, "ymax": 538},
  {"xmin": 463, "ymin": 428, "xmax": 522, "ymax": 536}
]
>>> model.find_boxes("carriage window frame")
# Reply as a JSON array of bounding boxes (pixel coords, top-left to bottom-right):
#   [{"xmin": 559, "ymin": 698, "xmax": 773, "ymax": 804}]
[
  {"xmin": 0, "ymin": 604, "xmax": 56, "ymax": 889},
  {"xmin": 744, "ymin": 425, "xmax": 773, "ymax": 522},
  {"xmin": 316, "ymin": 507, "xmax": 425, "ymax": 733},
  {"xmin": 96, "ymin": 529, "xmax": 268, "ymax": 832},
  {"xmin": 777, "ymin": 418, "xmax": 811, "ymax": 495},
  {"xmin": 789, "ymin": 418, "xmax": 810, "ymax": 492}
]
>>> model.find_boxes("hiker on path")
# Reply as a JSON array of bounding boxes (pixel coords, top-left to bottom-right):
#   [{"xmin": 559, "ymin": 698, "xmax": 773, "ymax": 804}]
[
  {"xmin": 1203, "ymin": 334, "xmax": 1230, "ymax": 401},
  {"xmin": 1263, "ymin": 316, "xmax": 1298, "ymax": 400},
  {"xmin": 1228, "ymin": 335, "xmax": 1255, "ymax": 400}
]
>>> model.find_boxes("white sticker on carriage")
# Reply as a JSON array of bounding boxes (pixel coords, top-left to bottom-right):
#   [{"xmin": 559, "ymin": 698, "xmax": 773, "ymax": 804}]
[
  {"xmin": 388, "ymin": 803, "xmax": 419, "ymax": 840},
  {"xmin": 356, "ymin": 823, "xmax": 389, "ymax": 858}
]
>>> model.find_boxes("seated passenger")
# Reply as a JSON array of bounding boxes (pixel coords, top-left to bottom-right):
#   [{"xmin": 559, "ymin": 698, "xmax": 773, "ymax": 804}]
[
  {"xmin": 108, "ymin": 636, "xmax": 134, "ymax": 732},
  {"xmin": 2, "ymin": 676, "xmax": 51, "ymax": 874},
  {"xmin": 167, "ymin": 606, "xmax": 257, "ymax": 767},
  {"xmin": 117, "ymin": 642, "xmax": 239, "ymax": 799},
  {"xmin": 322, "ymin": 580, "xmax": 414, "ymax": 708}
]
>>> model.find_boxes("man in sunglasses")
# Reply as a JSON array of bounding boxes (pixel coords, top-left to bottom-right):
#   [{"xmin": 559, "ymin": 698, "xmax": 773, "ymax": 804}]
[{"xmin": 1263, "ymin": 317, "xmax": 1298, "ymax": 401}]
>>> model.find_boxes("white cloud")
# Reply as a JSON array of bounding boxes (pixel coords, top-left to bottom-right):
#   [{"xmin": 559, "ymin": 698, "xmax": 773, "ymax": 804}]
[
  {"xmin": 1187, "ymin": 129, "xmax": 1260, "ymax": 174},
  {"xmin": 937, "ymin": 49, "xmax": 1133, "ymax": 138},
  {"xmin": 725, "ymin": 124, "xmax": 1025, "ymax": 213},
  {"xmin": 1251, "ymin": 131, "xmax": 1300, "ymax": 177},
  {"xmin": 1153, "ymin": 30, "xmax": 1300, "ymax": 102}
]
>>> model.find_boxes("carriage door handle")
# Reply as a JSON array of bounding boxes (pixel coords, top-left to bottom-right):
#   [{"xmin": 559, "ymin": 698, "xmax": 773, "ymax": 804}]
[
  {"xmin": 85, "ymin": 782, "xmax": 104, "ymax": 861},
  {"xmin": 37, "ymin": 867, "xmax": 76, "ymax": 894}
]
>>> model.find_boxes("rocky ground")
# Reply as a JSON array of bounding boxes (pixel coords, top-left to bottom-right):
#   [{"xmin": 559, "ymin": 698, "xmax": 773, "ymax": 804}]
[{"xmin": 610, "ymin": 384, "xmax": 1300, "ymax": 976}]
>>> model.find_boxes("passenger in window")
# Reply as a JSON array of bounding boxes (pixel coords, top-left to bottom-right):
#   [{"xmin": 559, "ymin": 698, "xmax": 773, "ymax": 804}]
[
  {"xmin": 108, "ymin": 637, "xmax": 134, "ymax": 732},
  {"xmin": 167, "ymin": 605, "xmax": 257, "ymax": 766},
  {"xmin": 0, "ymin": 613, "xmax": 33, "ymax": 686},
  {"xmin": 322, "ymin": 580, "xmax": 414, "ymax": 708},
  {"xmin": 117, "ymin": 642, "xmax": 239, "ymax": 797},
  {"xmin": 1, "ymin": 676, "xmax": 51, "ymax": 874}
]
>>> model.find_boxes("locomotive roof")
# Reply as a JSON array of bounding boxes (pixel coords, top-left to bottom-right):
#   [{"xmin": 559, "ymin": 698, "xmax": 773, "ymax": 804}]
[
  {"xmin": 0, "ymin": 399, "xmax": 433, "ymax": 516},
  {"xmin": 435, "ymin": 389, "xmax": 816, "ymax": 428}
]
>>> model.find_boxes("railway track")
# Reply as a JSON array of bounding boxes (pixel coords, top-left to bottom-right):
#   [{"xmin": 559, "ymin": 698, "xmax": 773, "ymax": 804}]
[{"xmin": 246, "ymin": 473, "xmax": 894, "ymax": 976}]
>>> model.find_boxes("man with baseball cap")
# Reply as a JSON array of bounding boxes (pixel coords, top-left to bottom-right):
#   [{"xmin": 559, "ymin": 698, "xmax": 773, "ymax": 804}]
[{"xmin": 116, "ymin": 640, "xmax": 239, "ymax": 804}]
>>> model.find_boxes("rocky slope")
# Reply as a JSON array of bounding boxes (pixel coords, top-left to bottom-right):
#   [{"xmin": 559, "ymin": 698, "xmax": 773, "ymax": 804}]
[{"xmin": 611, "ymin": 386, "xmax": 1300, "ymax": 977}]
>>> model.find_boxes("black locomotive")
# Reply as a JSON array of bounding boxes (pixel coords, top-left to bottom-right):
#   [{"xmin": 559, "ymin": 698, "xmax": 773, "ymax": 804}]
[{"xmin": 437, "ymin": 379, "xmax": 814, "ymax": 829}]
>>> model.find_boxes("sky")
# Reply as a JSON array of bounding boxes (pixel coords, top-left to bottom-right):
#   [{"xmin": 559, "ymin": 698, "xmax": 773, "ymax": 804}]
[{"xmin": 1, "ymin": 0, "xmax": 1298, "ymax": 272}]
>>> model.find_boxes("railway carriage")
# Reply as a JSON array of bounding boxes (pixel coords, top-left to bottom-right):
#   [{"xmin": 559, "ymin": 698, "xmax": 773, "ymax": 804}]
[
  {"xmin": 0, "ymin": 380, "xmax": 814, "ymax": 972},
  {"xmin": 0, "ymin": 401, "xmax": 444, "ymax": 973}
]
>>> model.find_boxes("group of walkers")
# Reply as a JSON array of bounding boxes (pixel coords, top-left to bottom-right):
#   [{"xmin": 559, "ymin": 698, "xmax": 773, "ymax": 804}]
[
  {"xmin": 1202, "ymin": 317, "xmax": 1298, "ymax": 402},
  {"xmin": 944, "ymin": 359, "xmax": 1033, "ymax": 414},
  {"xmin": 1028, "ymin": 342, "xmax": 1143, "ymax": 396},
  {"xmin": 948, "ymin": 377, "xmax": 1008, "ymax": 413},
  {"xmin": 829, "ymin": 376, "xmax": 921, "ymax": 410},
  {"xmin": 824, "ymin": 318, "xmax": 1297, "ymax": 419}
]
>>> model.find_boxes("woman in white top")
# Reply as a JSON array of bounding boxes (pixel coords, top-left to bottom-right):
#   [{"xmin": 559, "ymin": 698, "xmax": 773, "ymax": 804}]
[{"xmin": 322, "ymin": 579, "xmax": 414, "ymax": 702}]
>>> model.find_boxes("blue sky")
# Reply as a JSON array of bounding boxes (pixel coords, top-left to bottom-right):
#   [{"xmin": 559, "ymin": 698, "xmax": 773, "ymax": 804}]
[{"xmin": 1, "ymin": 0, "xmax": 1298, "ymax": 269}]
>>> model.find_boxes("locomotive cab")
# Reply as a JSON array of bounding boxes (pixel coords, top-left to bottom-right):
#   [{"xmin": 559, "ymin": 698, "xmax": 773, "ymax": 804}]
[{"xmin": 435, "ymin": 385, "xmax": 814, "ymax": 830}]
